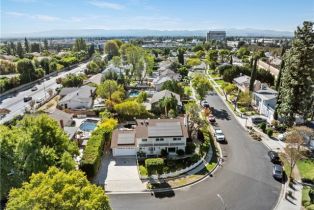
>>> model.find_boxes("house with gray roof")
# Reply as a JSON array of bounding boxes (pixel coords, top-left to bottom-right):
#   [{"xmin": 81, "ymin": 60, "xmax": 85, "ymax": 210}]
[
  {"xmin": 111, "ymin": 117, "xmax": 188, "ymax": 156},
  {"xmin": 252, "ymin": 84, "xmax": 278, "ymax": 122},
  {"xmin": 150, "ymin": 90, "xmax": 181, "ymax": 106},
  {"xmin": 59, "ymin": 85, "xmax": 96, "ymax": 109},
  {"xmin": 233, "ymin": 75, "xmax": 261, "ymax": 92}
]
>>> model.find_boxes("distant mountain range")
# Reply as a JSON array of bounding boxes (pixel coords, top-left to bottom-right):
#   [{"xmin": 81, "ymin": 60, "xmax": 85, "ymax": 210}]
[{"xmin": 2, "ymin": 28, "xmax": 294, "ymax": 38}]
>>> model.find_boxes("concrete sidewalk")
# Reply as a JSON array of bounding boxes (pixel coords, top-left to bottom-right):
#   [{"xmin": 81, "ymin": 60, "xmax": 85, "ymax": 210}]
[{"xmin": 208, "ymin": 75, "xmax": 302, "ymax": 210}]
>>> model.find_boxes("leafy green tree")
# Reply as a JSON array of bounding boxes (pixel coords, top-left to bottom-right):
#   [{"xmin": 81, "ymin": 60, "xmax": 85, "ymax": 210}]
[
  {"xmin": 187, "ymin": 58, "xmax": 201, "ymax": 66},
  {"xmin": 6, "ymin": 167, "xmax": 111, "ymax": 210},
  {"xmin": 236, "ymin": 47, "xmax": 250, "ymax": 59},
  {"xmin": 30, "ymin": 43, "xmax": 41, "ymax": 52},
  {"xmin": 192, "ymin": 44, "xmax": 203, "ymax": 52},
  {"xmin": 159, "ymin": 95, "xmax": 178, "ymax": 117},
  {"xmin": 24, "ymin": 37, "xmax": 29, "ymax": 53},
  {"xmin": 44, "ymin": 39, "xmax": 48, "ymax": 51},
  {"xmin": 219, "ymin": 49, "xmax": 230, "ymax": 63},
  {"xmin": 137, "ymin": 91, "xmax": 148, "ymax": 103},
  {"xmin": 161, "ymin": 80, "xmax": 184, "ymax": 96},
  {"xmin": 86, "ymin": 61, "xmax": 101, "ymax": 74},
  {"xmin": 61, "ymin": 73, "xmax": 86, "ymax": 87},
  {"xmin": 105, "ymin": 40, "xmax": 120, "ymax": 60},
  {"xmin": 40, "ymin": 57, "xmax": 50, "ymax": 74},
  {"xmin": 185, "ymin": 102, "xmax": 203, "ymax": 137},
  {"xmin": 237, "ymin": 92, "xmax": 251, "ymax": 107},
  {"xmin": 144, "ymin": 53, "xmax": 154, "ymax": 76},
  {"xmin": 275, "ymin": 47, "xmax": 286, "ymax": 91},
  {"xmin": 111, "ymin": 56, "xmax": 121, "ymax": 67},
  {"xmin": 192, "ymin": 73, "xmax": 212, "ymax": 100},
  {"xmin": 277, "ymin": 21, "xmax": 314, "ymax": 125},
  {"xmin": 16, "ymin": 58, "xmax": 36, "ymax": 83},
  {"xmin": 206, "ymin": 49, "xmax": 219, "ymax": 69},
  {"xmin": 114, "ymin": 101, "xmax": 147, "ymax": 119},
  {"xmin": 88, "ymin": 43, "xmax": 95, "ymax": 57},
  {"xmin": 97, "ymin": 80, "xmax": 122, "ymax": 100},
  {"xmin": 222, "ymin": 83, "xmax": 237, "ymax": 100},
  {"xmin": 249, "ymin": 57, "xmax": 258, "ymax": 91},
  {"xmin": 0, "ymin": 114, "xmax": 78, "ymax": 199},
  {"xmin": 125, "ymin": 45, "xmax": 144, "ymax": 81}
]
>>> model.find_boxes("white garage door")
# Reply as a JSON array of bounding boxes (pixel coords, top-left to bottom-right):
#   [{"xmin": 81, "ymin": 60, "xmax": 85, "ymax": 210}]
[{"xmin": 113, "ymin": 148, "xmax": 137, "ymax": 156}]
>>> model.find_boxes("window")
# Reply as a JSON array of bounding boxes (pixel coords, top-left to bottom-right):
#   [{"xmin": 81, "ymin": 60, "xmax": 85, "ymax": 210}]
[
  {"xmin": 156, "ymin": 138, "xmax": 164, "ymax": 141},
  {"xmin": 142, "ymin": 139, "xmax": 147, "ymax": 142},
  {"xmin": 173, "ymin": 137, "xmax": 181, "ymax": 141}
]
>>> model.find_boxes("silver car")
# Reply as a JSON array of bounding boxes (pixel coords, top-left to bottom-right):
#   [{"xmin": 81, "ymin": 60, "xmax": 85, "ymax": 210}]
[{"xmin": 272, "ymin": 164, "xmax": 283, "ymax": 179}]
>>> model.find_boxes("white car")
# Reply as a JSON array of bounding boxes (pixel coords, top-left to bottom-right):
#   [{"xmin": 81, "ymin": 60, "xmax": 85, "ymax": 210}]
[
  {"xmin": 36, "ymin": 97, "xmax": 44, "ymax": 103},
  {"xmin": 214, "ymin": 129, "xmax": 225, "ymax": 142}
]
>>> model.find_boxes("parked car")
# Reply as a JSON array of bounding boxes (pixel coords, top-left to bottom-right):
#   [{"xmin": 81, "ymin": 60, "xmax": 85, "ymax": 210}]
[
  {"xmin": 36, "ymin": 97, "xmax": 44, "ymax": 103},
  {"xmin": 214, "ymin": 129, "xmax": 225, "ymax": 142},
  {"xmin": 23, "ymin": 96, "xmax": 32, "ymax": 102},
  {"xmin": 201, "ymin": 100, "xmax": 210, "ymax": 108},
  {"xmin": 268, "ymin": 151, "xmax": 280, "ymax": 163},
  {"xmin": 272, "ymin": 164, "xmax": 283, "ymax": 180},
  {"xmin": 208, "ymin": 114, "xmax": 216, "ymax": 124},
  {"xmin": 31, "ymin": 86, "xmax": 38, "ymax": 91},
  {"xmin": 251, "ymin": 117, "xmax": 267, "ymax": 125}
]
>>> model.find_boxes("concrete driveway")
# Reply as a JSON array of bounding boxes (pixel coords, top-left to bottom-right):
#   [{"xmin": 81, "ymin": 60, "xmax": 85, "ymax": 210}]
[{"xmin": 105, "ymin": 156, "xmax": 146, "ymax": 192}]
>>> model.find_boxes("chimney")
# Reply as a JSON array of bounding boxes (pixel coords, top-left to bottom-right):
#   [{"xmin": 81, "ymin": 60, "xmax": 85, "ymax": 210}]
[{"xmin": 60, "ymin": 120, "xmax": 64, "ymax": 129}]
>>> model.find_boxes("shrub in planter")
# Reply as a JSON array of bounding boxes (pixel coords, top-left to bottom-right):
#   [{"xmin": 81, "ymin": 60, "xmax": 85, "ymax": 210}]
[
  {"xmin": 160, "ymin": 149, "xmax": 168, "ymax": 157},
  {"xmin": 176, "ymin": 149, "xmax": 185, "ymax": 156},
  {"xmin": 185, "ymin": 143, "xmax": 196, "ymax": 154},
  {"xmin": 309, "ymin": 188, "xmax": 314, "ymax": 204},
  {"xmin": 145, "ymin": 158, "xmax": 164, "ymax": 175},
  {"xmin": 267, "ymin": 128, "xmax": 273, "ymax": 137},
  {"xmin": 190, "ymin": 153, "xmax": 201, "ymax": 163},
  {"xmin": 260, "ymin": 122, "xmax": 267, "ymax": 133}
]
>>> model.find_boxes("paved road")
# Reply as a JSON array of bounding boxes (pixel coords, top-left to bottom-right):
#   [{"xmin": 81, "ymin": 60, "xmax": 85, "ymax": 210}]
[
  {"xmin": 0, "ymin": 63, "xmax": 88, "ymax": 124},
  {"xmin": 108, "ymin": 91, "xmax": 282, "ymax": 210}
]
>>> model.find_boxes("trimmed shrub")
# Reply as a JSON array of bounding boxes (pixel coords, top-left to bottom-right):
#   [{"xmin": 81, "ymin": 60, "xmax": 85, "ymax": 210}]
[
  {"xmin": 267, "ymin": 128, "xmax": 273, "ymax": 137},
  {"xmin": 176, "ymin": 149, "xmax": 185, "ymax": 156},
  {"xmin": 80, "ymin": 127, "xmax": 109, "ymax": 178},
  {"xmin": 185, "ymin": 143, "xmax": 196, "ymax": 155},
  {"xmin": 160, "ymin": 149, "xmax": 168, "ymax": 157},
  {"xmin": 260, "ymin": 122, "xmax": 267, "ymax": 133},
  {"xmin": 145, "ymin": 158, "xmax": 164, "ymax": 175},
  {"xmin": 190, "ymin": 153, "xmax": 201, "ymax": 164}
]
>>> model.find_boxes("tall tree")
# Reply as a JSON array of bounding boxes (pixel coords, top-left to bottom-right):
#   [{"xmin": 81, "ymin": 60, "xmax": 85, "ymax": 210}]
[
  {"xmin": 43, "ymin": 39, "xmax": 48, "ymax": 51},
  {"xmin": 88, "ymin": 43, "xmax": 95, "ymax": 57},
  {"xmin": 73, "ymin": 38, "xmax": 87, "ymax": 52},
  {"xmin": 249, "ymin": 57, "xmax": 258, "ymax": 91},
  {"xmin": 192, "ymin": 73, "xmax": 212, "ymax": 100},
  {"xmin": 97, "ymin": 80, "xmax": 121, "ymax": 100},
  {"xmin": 177, "ymin": 48, "xmax": 185, "ymax": 65},
  {"xmin": 40, "ymin": 57, "xmax": 50, "ymax": 74},
  {"xmin": 24, "ymin": 37, "xmax": 29, "ymax": 53},
  {"xmin": 277, "ymin": 21, "xmax": 314, "ymax": 125},
  {"xmin": 275, "ymin": 47, "xmax": 286, "ymax": 91},
  {"xmin": 16, "ymin": 42, "xmax": 24, "ymax": 58},
  {"xmin": 105, "ymin": 40, "xmax": 120, "ymax": 60},
  {"xmin": 10, "ymin": 41, "xmax": 16, "ymax": 55},
  {"xmin": 6, "ymin": 167, "xmax": 111, "ymax": 210},
  {"xmin": 16, "ymin": 58, "xmax": 36, "ymax": 83}
]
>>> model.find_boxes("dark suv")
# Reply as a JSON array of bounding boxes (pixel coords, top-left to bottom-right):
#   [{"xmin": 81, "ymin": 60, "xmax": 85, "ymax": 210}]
[
  {"xmin": 268, "ymin": 151, "xmax": 280, "ymax": 163},
  {"xmin": 23, "ymin": 96, "xmax": 32, "ymax": 102},
  {"xmin": 251, "ymin": 117, "xmax": 267, "ymax": 125}
]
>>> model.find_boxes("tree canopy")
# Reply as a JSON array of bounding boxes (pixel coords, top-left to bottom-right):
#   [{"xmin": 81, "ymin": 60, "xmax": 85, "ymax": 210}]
[
  {"xmin": 6, "ymin": 167, "xmax": 111, "ymax": 210},
  {"xmin": 192, "ymin": 73, "xmax": 212, "ymax": 100}
]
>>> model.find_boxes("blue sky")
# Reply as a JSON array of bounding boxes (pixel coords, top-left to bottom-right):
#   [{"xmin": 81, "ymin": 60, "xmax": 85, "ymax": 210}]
[{"xmin": 2, "ymin": 0, "xmax": 314, "ymax": 34}]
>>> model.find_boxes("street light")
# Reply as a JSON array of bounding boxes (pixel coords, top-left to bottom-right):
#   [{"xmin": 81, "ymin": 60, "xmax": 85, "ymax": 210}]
[{"xmin": 217, "ymin": 194, "xmax": 227, "ymax": 210}]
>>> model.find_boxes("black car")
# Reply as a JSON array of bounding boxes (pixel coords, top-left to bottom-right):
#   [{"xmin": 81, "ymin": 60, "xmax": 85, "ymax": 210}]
[
  {"xmin": 268, "ymin": 151, "xmax": 280, "ymax": 163},
  {"xmin": 23, "ymin": 96, "xmax": 32, "ymax": 102},
  {"xmin": 251, "ymin": 117, "xmax": 267, "ymax": 125}
]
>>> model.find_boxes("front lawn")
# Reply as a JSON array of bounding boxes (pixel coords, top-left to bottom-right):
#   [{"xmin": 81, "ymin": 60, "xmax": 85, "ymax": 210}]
[
  {"xmin": 302, "ymin": 186, "xmax": 314, "ymax": 210},
  {"xmin": 215, "ymin": 79, "xmax": 225, "ymax": 86},
  {"xmin": 297, "ymin": 159, "xmax": 314, "ymax": 181}
]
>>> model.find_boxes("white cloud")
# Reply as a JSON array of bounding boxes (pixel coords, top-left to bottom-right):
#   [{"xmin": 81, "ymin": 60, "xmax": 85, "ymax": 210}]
[
  {"xmin": 6, "ymin": 11, "xmax": 59, "ymax": 22},
  {"xmin": 88, "ymin": 0, "xmax": 124, "ymax": 10}
]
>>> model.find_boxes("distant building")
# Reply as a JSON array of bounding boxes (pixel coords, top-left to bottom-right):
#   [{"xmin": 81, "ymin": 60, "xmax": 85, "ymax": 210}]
[{"xmin": 206, "ymin": 31, "xmax": 226, "ymax": 41}]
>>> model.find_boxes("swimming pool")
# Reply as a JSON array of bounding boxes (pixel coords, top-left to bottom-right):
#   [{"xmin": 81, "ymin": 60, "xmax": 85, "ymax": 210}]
[
  {"xmin": 128, "ymin": 90, "xmax": 140, "ymax": 97},
  {"xmin": 79, "ymin": 119, "xmax": 98, "ymax": 132}
]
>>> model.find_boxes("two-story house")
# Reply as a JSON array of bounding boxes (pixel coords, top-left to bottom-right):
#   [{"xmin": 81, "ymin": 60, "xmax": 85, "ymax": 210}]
[{"xmin": 111, "ymin": 117, "xmax": 188, "ymax": 157}]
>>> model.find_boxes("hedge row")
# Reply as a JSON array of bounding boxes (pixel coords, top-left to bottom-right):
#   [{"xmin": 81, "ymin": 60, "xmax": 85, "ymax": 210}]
[
  {"xmin": 80, "ymin": 127, "xmax": 109, "ymax": 178},
  {"xmin": 145, "ymin": 158, "xmax": 164, "ymax": 175}
]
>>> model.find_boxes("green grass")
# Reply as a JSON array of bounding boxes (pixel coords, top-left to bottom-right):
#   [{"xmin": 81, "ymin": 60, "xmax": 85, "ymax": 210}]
[
  {"xmin": 302, "ymin": 186, "xmax": 314, "ymax": 209},
  {"xmin": 297, "ymin": 159, "xmax": 314, "ymax": 180},
  {"xmin": 215, "ymin": 79, "xmax": 225, "ymax": 86},
  {"xmin": 211, "ymin": 74, "xmax": 221, "ymax": 79}
]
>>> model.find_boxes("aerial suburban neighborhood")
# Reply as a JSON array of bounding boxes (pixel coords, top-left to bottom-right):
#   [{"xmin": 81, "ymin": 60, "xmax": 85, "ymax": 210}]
[{"xmin": 0, "ymin": 0, "xmax": 313, "ymax": 210}]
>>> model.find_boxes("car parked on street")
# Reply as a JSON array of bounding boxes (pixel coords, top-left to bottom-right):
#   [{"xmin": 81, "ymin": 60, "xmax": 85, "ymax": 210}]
[
  {"xmin": 268, "ymin": 151, "xmax": 280, "ymax": 163},
  {"xmin": 201, "ymin": 100, "xmax": 210, "ymax": 108},
  {"xmin": 272, "ymin": 164, "xmax": 283, "ymax": 180},
  {"xmin": 208, "ymin": 114, "xmax": 216, "ymax": 124},
  {"xmin": 214, "ymin": 128, "xmax": 225, "ymax": 142},
  {"xmin": 23, "ymin": 96, "xmax": 32, "ymax": 102},
  {"xmin": 36, "ymin": 97, "xmax": 44, "ymax": 103},
  {"xmin": 31, "ymin": 86, "xmax": 38, "ymax": 91}
]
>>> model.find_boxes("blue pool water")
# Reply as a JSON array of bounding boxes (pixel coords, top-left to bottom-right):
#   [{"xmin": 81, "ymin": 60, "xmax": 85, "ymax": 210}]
[
  {"xmin": 79, "ymin": 119, "xmax": 98, "ymax": 132},
  {"xmin": 128, "ymin": 90, "xmax": 139, "ymax": 97}
]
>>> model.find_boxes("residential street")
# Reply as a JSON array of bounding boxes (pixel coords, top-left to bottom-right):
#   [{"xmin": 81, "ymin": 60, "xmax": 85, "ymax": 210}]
[{"xmin": 108, "ymin": 91, "xmax": 282, "ymax": 210}]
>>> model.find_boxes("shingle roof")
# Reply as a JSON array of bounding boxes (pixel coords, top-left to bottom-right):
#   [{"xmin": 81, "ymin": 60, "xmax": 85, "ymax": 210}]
[
  {"xmin": 150, "ymin": 90, "xmax": 181, "ymax": 104},
  {"xmin": 47, "ymin": 109, "xmax": 73, "ymax": 126},
  {"xmin": 59, "ymin": 86, "xmax": 96, "ymax": 104}
]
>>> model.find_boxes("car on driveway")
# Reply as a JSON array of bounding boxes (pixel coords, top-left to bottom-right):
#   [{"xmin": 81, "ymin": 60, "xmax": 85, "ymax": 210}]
[
  {"xmin": 251, "ymin": 117, "xmax": 267, "ymax": 125},
  {"xmin": 214, "ymin": 128, "xmax": 225, "ymax": 142},
  {"xmin": 268, "ymin": 151, "xmax": 280, "ymax": 163},
  {"xmin": 208, "ymin": 114, "xmax": 216, "ymax": 124},
  {"xmin": 23, "ymin": 96, "xmax": 32, "ymax": 102},
  {"xmin": 201, "ymin": 100, "xmax": 210, "ymax": 108},
  {"xmin": 272, "ymin": 164, "xmax": 283, "ymax": 180},
  {"xmin": 31, "ymin": 86, "xmax": 38, "ymax": 91}
]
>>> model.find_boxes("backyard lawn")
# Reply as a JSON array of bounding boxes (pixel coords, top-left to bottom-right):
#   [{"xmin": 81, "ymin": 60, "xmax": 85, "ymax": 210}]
[{"xmin": 297, "ymin": 159, "xmax": 314, "ymax": 180}]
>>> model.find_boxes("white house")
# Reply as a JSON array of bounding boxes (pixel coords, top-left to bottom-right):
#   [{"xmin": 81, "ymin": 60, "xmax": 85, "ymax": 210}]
[
  {"xmin": 59, "ymin": 86, "xmax": 96, "ymax": 109},
  {"xmin": 111, "ymin": 118, "xmax": 188, "ymax": 157},
  {"xmin": 252, "ymin": 84, "xmax": 278, "ymax": 122}
]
